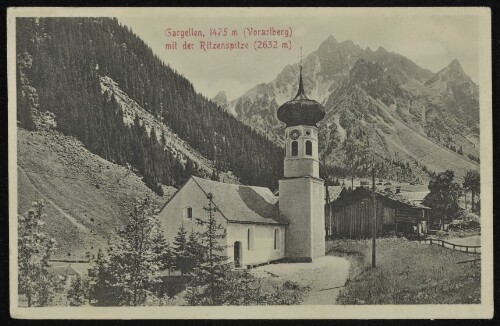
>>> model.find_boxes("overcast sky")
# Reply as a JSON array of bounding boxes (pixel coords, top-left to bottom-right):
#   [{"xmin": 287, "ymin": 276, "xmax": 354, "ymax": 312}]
[{"xmin": 118, "ymin": 9, "xmax": 480, "ymax": 100}]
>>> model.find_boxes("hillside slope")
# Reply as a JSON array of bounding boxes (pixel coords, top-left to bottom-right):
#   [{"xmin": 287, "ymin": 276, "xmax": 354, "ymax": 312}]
[
  {"xmin": 16, "ymin": 17, "xmax": 284, "ymax": 193},
  {"xmin": 17, "ymin": 129, "xmax": 175, "ymax": 259}
]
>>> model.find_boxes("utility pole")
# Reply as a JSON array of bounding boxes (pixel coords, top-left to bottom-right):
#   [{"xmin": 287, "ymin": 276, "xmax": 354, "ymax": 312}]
[
  {"xmin": 325, "ymin": 176, "xmax": 331, "ymax": 239},
  {"xmin": 371, "ymin": 162, "xmax": 377, "ymax": 268}
]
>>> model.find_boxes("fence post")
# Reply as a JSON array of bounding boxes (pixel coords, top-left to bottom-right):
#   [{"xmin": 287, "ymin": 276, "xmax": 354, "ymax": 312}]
[{"xmin": 466, "ymin": 247, "xmax": 469, "ymax": 253}]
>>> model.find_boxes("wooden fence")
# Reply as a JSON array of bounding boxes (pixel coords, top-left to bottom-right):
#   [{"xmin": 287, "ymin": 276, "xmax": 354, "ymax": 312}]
[{"xmin": 419, "ymin": 238, "xmax": 481, "ymax": 253}]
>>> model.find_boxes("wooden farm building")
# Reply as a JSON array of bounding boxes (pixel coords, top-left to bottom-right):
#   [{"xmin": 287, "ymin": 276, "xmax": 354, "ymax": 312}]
[{"xmin": 326, "ymin": 187, "xmax": 431, "ymax": 238}]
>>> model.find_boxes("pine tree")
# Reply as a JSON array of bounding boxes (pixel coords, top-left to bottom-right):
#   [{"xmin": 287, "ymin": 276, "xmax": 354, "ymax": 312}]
[
  {"xmin": 18, "ymin": 201, "xmax": 60, "ymax": 307},
  {"xmin": 163, "ymin": 243, "xmax": 175, "ymax": 277},
  {"xmin": 184, "ymin": 231, "xmax": 204, "ymax": 273},
  {"xmin": 67, "ymin": 275, "xmax": 89, "ymax": 306},
  {"xmin": 423, "ymin": 170, "xmax": 462, "ymax": 226},
  {"xmin": 107, "ymin": 197, "xmax": 163, "ymax": 306},
  {"xmin": 463, "ymin": 170, "xmax": 480, "ymax": 213},
  {"xmin": 186, "ymin": 193, "xmax": 231, "ymax": 305},
  {"xmin": 88, "ymin": 248, "xmax": 120, "ymax": 306},
  {"xmin": 172, "ymin": 225, "xmax": 189, "ymax": 275}
]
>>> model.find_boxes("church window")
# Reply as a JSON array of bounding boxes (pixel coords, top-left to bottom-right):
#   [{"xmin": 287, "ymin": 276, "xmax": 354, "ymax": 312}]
[
  {"xmin": 184, "ymin": 207, "xmax": 193, "ymax": 219},
  {"xmin": 305, "ymin": 140, "xmax": 312, "ymax": 156},
  {"xmin": 247, "ymin": 228, "xmax": 254, "ymax": 250},
  {"xmin": 274, "ymin": 228, "xmax": 280, "ymax": 250},
  {"xmin": 291, "ymin": 141, "xmax": 298, "ymax": 156}
]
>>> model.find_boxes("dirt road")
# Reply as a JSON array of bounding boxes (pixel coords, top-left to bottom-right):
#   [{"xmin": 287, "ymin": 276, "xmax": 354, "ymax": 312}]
[{"xmin": 253, "ymin": 256, "xmax": 350, "ymax": 305}]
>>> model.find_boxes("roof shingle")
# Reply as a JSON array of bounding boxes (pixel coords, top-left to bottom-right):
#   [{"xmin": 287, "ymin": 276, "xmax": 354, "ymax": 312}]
[{"xmin": 192, "ymin": 177, "xmax": 288, "ymax": 225}]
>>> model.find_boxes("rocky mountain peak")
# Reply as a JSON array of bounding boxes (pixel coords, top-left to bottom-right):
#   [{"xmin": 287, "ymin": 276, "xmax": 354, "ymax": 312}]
[
  {"xmin": 212, "ymin": 90, "xmax": 228, "ymax": 103},
  {"xmin": 349, "ymin": 59, "xmax": 385, "ymax": 81},
  {"xmin": 324, "ymin": 35, "xmax": 338, "ymax": 45},
  {"xmin": 426, "ymin": 58, "xmax": 471, "ymax": 87},
  {"xmin": 376, "ymin": 46, "xmax": 388, "ymax": 54},
  {"xmin": 439, "ymin": 59, "xmax": 468, "ymax": 78},
  {"xmin": 317, "ymin": 35, "xmax": 341, "ymax": 53},
  {"xmin": 448, "ymin": 59, "xmax": 463, "ymax": 71},
  {"xmin": 211, "ymin": 90, "xmax": 230, "ymax": 112}
]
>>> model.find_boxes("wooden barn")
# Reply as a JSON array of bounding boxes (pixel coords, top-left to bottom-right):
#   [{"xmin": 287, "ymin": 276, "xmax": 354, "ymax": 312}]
[{"xmin": 326, "ymin": 187, "xmax": 431, "ymax": 238}]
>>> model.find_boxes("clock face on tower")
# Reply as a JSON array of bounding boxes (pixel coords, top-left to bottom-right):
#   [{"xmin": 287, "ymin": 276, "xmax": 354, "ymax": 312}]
[{"xmin": 290, "ymin": 129, "xmax": 300, "ymax": 140}]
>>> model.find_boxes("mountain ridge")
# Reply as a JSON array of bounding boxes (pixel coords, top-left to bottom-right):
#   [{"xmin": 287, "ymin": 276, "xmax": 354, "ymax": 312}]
[{"xmin": 227, "ymin": 35, "xmax": 479, "ymax": 181}]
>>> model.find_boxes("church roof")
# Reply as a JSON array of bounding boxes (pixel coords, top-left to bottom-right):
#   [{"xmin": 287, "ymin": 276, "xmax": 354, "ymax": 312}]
[
  {"xmin": 191, "ymin": 176, "xmax": 288, "ymax": 225},
  {"xmin": 277, "ymin": 66, "xmax": 325, "ymax": 127}
]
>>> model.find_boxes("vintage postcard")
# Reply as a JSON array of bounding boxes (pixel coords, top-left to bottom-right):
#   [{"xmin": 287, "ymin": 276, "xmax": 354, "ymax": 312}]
[{"xmin": 8, "ymin": 7, "xmax": 493, "ymax": 319}]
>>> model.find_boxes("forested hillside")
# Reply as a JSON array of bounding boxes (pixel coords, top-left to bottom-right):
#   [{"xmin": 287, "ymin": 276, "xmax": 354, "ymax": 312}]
[{"xmin": 16, "ymin": 17, "xmax": 283, "ymax": 193}]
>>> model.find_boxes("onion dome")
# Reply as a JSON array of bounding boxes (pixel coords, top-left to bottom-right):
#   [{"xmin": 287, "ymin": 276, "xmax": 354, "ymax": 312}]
[{"xmin": 277, "ymin": 66, "xmax": 326, "ymax": 127}]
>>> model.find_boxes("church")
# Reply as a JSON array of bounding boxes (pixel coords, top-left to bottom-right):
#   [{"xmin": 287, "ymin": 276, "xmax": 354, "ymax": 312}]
[{"xmin": 158, "ymin": 65, "xmax": 326, "ymax": 267}]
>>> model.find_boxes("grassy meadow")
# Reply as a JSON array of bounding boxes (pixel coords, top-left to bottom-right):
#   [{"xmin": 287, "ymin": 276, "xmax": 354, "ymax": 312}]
[{"xmin": 327, "ymin": 237, "xmax": 481, "ymax": 304}]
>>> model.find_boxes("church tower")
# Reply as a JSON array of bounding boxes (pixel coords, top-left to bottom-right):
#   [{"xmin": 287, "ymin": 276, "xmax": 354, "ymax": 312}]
[{"xmin": 277, "ymin": 65, "xmax": 326, "ymax": 262}]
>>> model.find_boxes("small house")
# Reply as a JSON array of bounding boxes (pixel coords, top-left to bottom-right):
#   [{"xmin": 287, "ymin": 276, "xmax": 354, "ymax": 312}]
[
  {"xmin": 327, "ymin": 187, "xmax": 431, "ymax": 238},
  {"xmin": 47, "ymin": 262, "xmax": 91, "ymax": 287}
]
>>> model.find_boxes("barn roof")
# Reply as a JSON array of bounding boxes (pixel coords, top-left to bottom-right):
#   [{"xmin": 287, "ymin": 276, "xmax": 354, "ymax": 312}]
[
  {"xmin": 47, "ymin": 264, "xmax": 82, "ymax": 276},
  {"xmin": 327, "ymin": 186, "xmax": 347, "ymax": 202},
  {"xmin": 331, "ymin": 186, "xmax": 430, "ymax": 210},
  {"xmin": 397, "ymin": 191, "xmax": 430, "ymax": 203},
  {"xmin": 191, "ymin": 176, "xmax": 288, "ymax": 225}
]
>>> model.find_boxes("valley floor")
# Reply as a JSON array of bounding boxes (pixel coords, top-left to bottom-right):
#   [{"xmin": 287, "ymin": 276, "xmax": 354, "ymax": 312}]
[
  {"xmin": 327, "ymin": 237, "xmax": 481, "ymax": 304},
  {"xmin": 253, "ymin": 256, "xmax": 351, "ymax": 305}
]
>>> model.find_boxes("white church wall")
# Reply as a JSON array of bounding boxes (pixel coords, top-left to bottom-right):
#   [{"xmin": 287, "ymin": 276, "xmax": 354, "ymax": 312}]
[
  {"xmin": 310, "ymin": 179, "xmax": 326, "ymax": 258},
  {"xmin": 158, "ymin": 178, "xmax": 228, "ymax": 248},
  {"xmin": 279, "ymin": 177, "xmax": 313, "ymax": 259},
  {"xmin": 226, "ymin": 223, "xmax": 286, "ymax": 267}
]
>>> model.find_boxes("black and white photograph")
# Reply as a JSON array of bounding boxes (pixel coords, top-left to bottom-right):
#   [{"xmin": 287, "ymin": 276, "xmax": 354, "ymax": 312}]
[{"xmin": 7, "ymin": 7, "xmax": 493, "ymax": 319}]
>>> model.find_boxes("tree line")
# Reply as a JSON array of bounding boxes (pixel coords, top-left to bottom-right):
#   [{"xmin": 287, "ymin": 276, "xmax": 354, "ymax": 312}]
[
  {"xmin": 16, "ymin": 17, "xmax": 284, "ymax": 194},
  {"xmin": 422, "ymin": 169, "xmax": 480, "ymax": 228},
  {"xmin": 19, "ymin": 196, "xmax": 303, "ymax": 307}
]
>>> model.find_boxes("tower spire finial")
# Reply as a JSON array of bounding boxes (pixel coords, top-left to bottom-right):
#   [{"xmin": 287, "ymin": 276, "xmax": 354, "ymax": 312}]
[
  {"xmin": 295, "ymin": 46, "xmax": 306, "ymax": 99},
  {"xmin": 300, "ymin": 46, "xmax": 303, "ymax": 67}
]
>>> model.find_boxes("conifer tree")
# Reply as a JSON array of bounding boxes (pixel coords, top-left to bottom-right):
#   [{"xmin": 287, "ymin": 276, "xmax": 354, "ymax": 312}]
[
  {"xmin": 172, "ymin": 225, "xmax": 189, "ymax": 275},
  {"xmin": 423, "ymin": 170, "xmax": 462, "ymax": 226},
  {"xmin": 18, "ymin": 200, "xmax": 60, "ymax": 307},
  {"xmin": 150, "ymin": 219, "xmax": 169, "ymax": 270},
  {"xmin": 108, "ymin": 197, "xmax": 163, "ymax": 306},
  {"xmin": 89, "ymin": 248, "xmax": 119, "ymax": 306},
  {"xmin": 186, "ymin": 193, "xmax": 231, "ymax": 305},
  {"xmin": 463, "ymin": 170, "xmax": 480, "ymax": 213},
  {"xmin": 184, "ymin": 231, "xmax": 204, "ymax": 273},
  {"xmin": 67, "ymin": 275, "xmax": 89, "ymax": 306}
]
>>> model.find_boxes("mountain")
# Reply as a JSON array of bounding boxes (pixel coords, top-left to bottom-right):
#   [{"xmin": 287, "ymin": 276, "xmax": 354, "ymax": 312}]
[
  {"xmin": 320, "ymin": 59, "xmax": 478, "ymax": 181},
  {"xmin": 424, "ymin": 59, "xmax": 479, "ymax": 124},
  {"xmin": 229, "ymin": 36, "xmax": 479, "ymax": 181},
  {"xmin": 16, "ymin": 17, "xmax": 284, "ymax": 195},
  {"xmin": 18, "ymin": 128, "xmax": 176, "ymax": 259},
  {"xmin": 211, "ymin": 91, "xmax": 230, "ymax": 112},
  {"xmin": 16, "ymin": 17, "xmax": 286, "ymax": 257}
]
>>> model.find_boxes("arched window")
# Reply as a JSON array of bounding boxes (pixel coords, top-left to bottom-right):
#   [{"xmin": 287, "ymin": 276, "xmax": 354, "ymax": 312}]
[
  {"xmin": 305, "ymin": 140, "xmax": 312, "ymax": 156},
  {"xmin": 291, "ymin": 141, "xmax": 298, "ymax": 156},
  {"xmin": 183, "ymin": 207, "xmax": 193, "ymax": 219}
]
